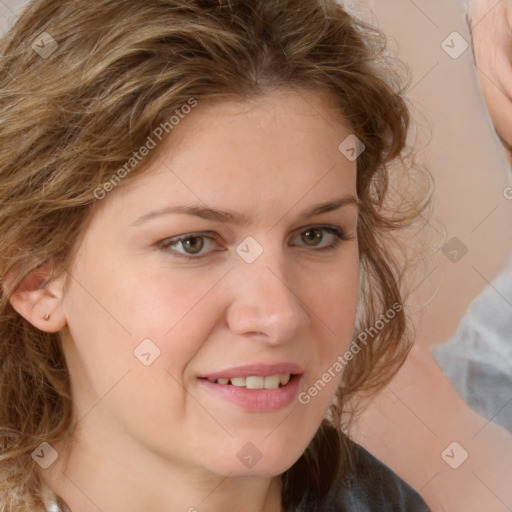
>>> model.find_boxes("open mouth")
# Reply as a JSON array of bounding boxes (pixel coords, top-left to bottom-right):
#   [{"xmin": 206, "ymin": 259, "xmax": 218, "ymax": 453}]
[
  {"xmin": 198, "ymin": 370, "xmax": 303, "ymax": 411},
  {"xmin": 200, "ymin": 373, "xmax": 298, "ymax": 390}
]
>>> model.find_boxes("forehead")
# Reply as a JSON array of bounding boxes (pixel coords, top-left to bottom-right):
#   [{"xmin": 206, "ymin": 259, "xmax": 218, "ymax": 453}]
[
  {"xmin": 170, "ymin": 87, "xmax": 349, "ymax": 146},
  {"xmin": 92, "ymin": 88, "xmax": 357, "ymax": 226}
]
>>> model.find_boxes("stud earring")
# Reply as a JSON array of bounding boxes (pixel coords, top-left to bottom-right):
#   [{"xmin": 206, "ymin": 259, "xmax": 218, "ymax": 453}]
[{"xmin": 44, "ymin": 314, "xmax": 50, "ymax": 321}]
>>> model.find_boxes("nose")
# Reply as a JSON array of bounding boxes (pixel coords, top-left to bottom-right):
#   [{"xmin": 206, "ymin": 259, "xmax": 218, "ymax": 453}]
[{"xmin": 225, "ymin": 259, "xmax": 311, "ymax": 343}]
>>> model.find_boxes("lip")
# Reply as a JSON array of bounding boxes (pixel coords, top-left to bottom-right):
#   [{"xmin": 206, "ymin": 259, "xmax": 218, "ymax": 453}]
[
  {"xmin": 197, "ymin": 363, "xmax": 304, "ymax": 413},
  {"xmin": 198, "ymin": 374, "xmax": 303, "ymax": 412},
  {"xmin": 198, "ymin": 363, "xmax": 304, "ymax": 380}
]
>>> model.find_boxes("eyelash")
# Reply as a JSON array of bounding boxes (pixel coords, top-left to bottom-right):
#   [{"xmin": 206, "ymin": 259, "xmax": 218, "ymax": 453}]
[{"xmin": 157, "ymin": 224, "xmax": 350, "ymax": 260}]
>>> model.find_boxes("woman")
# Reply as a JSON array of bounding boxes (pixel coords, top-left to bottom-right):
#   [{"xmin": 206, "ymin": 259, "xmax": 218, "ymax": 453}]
[{"xmin": 0, "ymin": 0, "xmax": 431, "ymax": 510}]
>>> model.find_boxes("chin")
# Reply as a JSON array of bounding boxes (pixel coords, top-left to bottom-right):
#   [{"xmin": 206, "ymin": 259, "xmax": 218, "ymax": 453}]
[
  {"xmin": 215, "ymin": 459, "xmax": 298, "ymax": 479},
  {"xmin": 204, "ymin": 438, "xmax": 306, "ymax": 478}
]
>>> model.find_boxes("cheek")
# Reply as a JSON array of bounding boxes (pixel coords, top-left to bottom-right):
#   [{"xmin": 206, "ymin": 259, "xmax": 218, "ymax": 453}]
[
  {"xmin": 292, "ymin": 255, "xmax": 359, "ymax": 402},
  {"xmin": 123, "ymin": 267, "xmax": 229, "ymax": 372},
  {"xmin": 62, "ymin": 265, "xmax": 228, "ymax": 447},
  {"xmin": 310, "ymin": 255, "xmax": 360, "ymax": 348},
  {"xmin": 62, "ymin": 256, "xmax": 226, "ymax": 400}
]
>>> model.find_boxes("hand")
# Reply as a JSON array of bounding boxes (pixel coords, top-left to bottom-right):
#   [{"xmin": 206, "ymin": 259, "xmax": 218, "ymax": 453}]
[{"xmin": 467, "ymin": 0, "xmax": 512, "ymax": 164}]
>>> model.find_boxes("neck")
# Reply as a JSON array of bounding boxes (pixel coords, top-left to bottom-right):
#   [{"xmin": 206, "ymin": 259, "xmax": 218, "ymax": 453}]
[{"xmin": 38, "ymin": 434, "xmax": 284, "ymax": 512}]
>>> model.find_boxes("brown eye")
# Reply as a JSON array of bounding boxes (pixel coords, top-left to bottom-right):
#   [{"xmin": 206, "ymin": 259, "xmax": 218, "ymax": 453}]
[
  {"xmin": 160, "ymin": 232, "xmax": 219, "ymax": 258},
  {"xmin": 301, "ymin": 228, "xmax": 324, "ymax": 246},
  {"xmin": 182, "ymin": 236, "xmax": 204, "ymax": 254},
  {"xmin": 290, "ymin": 225, "xmax": 347, "ymax": 251}
]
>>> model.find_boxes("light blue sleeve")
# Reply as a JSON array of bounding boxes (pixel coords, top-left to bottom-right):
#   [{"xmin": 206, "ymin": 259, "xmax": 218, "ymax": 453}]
[{"xmin": 431, "ymin": 258, "xmax": 512, "ymax": 433}]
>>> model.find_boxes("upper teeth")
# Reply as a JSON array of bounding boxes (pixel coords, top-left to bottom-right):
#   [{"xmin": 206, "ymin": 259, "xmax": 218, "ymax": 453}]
[{"xmin": 208, "ymin": 374, "xmax": 291, "ymax": 389}]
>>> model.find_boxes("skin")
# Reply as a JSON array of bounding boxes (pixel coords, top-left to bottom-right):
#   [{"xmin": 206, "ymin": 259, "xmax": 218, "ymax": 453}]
[
  {"xmin": 9, "ymin": 88, "xmax": 361, "ymax": 512},
  {"xmin": 468, "ymin": 0, "xmax": 512, "ymax": 165}
]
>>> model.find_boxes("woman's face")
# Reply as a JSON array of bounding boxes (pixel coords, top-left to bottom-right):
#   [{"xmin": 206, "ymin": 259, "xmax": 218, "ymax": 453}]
[{"xmin": 58, "ymin": 88, "xmax": 360, "ymax": 478}]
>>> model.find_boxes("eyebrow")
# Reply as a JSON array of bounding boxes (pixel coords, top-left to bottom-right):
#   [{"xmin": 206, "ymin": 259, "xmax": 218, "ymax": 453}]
[{"xmin": 131, "ymin": 195, "xmax": 358, "ymax": 227}]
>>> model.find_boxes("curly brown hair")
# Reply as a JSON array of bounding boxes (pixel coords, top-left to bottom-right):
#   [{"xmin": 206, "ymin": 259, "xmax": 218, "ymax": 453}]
[{"xmin": 0, "ymin": 0, "xmax": 431, "ymax": 510}]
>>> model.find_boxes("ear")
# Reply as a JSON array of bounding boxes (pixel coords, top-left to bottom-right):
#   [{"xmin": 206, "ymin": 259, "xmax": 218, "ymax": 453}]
[{"xmin": 7, "ymin": 260, "xmax": 67, "ymax": 333}]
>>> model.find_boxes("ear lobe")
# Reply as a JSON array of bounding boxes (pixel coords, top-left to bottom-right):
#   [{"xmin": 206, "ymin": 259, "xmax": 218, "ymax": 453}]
[{"xmin": 7, "ymin": 261, "xmax": 67, "ymax": 333}]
